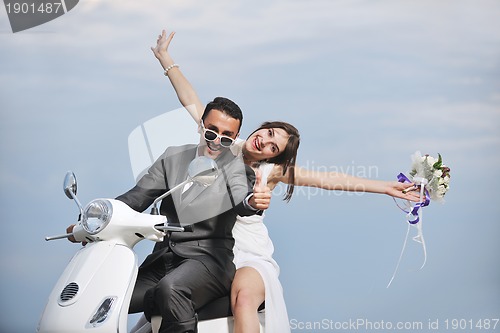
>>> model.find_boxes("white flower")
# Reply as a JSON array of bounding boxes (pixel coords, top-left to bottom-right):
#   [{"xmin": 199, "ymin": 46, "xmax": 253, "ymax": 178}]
[
  {"xmin": 436, "ymin": 185, "xmax": 447, "ymax": 197},
  {"xmin": 439, "ymin": 176, "xmax": 450, "ymax": 185},
  {"xmin": 407, "ymin": 151, "xmax": 450, "ymax": 202}
]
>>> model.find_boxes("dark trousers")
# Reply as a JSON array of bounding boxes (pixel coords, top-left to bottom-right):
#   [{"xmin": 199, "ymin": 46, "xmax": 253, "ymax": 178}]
[{"xmin": 129, "ymin": 251, "xmax": 228, "ymax": 333}]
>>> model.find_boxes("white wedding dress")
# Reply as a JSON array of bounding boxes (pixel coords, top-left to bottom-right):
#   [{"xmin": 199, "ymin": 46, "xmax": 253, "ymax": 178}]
[{"xmin": 232, "ymin": 162, "xmax": 290, "ymax": 333}]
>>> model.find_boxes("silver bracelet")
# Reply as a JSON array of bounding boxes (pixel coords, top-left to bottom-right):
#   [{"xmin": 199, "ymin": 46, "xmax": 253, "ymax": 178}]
[{"xmin": 164, "ymin": 63, "xmax": 179, "ymax": 76}]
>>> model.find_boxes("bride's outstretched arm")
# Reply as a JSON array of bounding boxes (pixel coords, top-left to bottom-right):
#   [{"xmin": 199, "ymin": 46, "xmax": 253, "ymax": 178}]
[
  {"xmin": 151, "ymin": 29, "xmax": 204, "ymax": 123},
  {"xmin": 274, "ymin": 166, "xmax": 421, "ymax": 202}
]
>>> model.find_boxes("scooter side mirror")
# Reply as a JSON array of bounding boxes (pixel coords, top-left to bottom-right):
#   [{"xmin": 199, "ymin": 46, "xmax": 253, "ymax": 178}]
[
  {"xmin": 63, "ymin": 171, "xmax": 78, "ymax": 199},
  {"xmin": 150, "ymin": 156, "xmax": 219, "ymax": 215},
  {"xmin": 63, "ymin": 171, "xmax": 84, "ymax": 218},
  {"xmin": 46, "ymin": 171, "xmax": 84, "ymax": 241},
  {"xmin": 187, "ymin": 156, "xmax": 219, "ymax": 186}
]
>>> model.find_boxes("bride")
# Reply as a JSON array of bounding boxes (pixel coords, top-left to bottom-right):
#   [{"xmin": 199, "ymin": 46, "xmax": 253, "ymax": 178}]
[{"xmin": 146, "ymin": 29, "xmax": 420, "ymax": 333}]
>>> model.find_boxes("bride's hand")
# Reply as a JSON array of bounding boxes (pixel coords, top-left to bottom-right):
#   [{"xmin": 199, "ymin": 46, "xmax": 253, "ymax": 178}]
[
  {"xmin": 151, "ymin": 29, "xmax": 175, "ymax": 60},
  {"xmin": 386, "ymin": 181, "xmax": 422, "ymax": 202}
]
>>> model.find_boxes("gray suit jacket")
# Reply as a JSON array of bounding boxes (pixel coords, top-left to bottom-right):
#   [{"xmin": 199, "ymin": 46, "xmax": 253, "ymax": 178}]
[{"xmin": 116, "ymin": 144, "xmax": 255, "ymax": 287}]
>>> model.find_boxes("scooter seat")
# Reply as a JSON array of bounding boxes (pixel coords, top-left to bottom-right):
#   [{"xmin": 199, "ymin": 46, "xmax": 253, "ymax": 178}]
[{"xmin": 197, "ymin": 296, "xmax": 264, "ymax": 321}]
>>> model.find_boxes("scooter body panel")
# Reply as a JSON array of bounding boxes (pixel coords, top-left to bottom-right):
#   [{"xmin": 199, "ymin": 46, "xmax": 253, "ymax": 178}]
[{"xmin": 38, "ymin": 241, "xmax": 138, "ymax": 333}]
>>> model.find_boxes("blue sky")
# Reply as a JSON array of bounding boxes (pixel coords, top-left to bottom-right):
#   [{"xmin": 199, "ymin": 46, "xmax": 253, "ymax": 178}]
[{"xmin": 1, "ymin": 1, "xmax": 499, "ymax": 332}]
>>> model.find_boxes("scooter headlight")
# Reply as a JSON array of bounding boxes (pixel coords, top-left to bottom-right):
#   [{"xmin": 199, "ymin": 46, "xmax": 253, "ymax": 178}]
[{"xmin": 82, "ymin": 199, "xmax": 113, "ymax": 234}]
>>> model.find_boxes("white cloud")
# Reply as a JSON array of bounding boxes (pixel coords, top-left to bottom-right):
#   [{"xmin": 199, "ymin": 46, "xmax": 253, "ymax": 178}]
[{"xmin": 347, "ymin": 99, "xmax": 500, "ymax": 132}]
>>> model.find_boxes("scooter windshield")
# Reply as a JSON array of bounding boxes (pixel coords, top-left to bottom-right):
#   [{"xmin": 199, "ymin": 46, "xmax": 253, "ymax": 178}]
[{"xmin": 126, "ymin": 108, "xmax": 253, "ymax": 227}]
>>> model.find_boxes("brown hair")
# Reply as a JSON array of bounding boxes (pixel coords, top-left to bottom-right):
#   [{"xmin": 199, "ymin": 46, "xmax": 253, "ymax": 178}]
[{"xmin": 248, "ymin": 121, "xmax": 300, "ymax": 202}]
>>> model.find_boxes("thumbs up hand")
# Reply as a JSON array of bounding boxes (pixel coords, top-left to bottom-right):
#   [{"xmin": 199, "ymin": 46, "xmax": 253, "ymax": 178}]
[{"xmin": 248, "ymin": 169, "xmax": 272, "ymax": 211}]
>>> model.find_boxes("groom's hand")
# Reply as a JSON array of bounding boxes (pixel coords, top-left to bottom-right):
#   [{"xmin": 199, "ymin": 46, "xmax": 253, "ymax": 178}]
[
  {"xmin": 65, "ymin": 224, "xmax": 88, "ymax": 246},
  {"xmin": 248, "ymin": 169, "xmax": 272, "ymax": 211}
]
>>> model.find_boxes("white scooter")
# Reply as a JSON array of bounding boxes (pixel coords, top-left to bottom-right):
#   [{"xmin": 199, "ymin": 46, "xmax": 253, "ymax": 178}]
[{"xmin": 37, "ymin": 156, "xmax": 263, "ymax": 333}]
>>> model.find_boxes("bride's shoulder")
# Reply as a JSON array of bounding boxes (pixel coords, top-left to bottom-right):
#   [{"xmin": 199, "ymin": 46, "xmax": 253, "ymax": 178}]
[{"xmin": 267, "ymin": 164, "xmax": 285, "ymax": 184}]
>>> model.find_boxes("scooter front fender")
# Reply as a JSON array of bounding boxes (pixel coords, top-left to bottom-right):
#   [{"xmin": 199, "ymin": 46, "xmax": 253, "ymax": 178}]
[{"xmin": 38, "ymin": 241, "xmax": 137, "ymax": 333}]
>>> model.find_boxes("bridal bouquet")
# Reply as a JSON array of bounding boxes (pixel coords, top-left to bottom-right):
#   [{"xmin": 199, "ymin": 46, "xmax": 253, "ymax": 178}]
[{"xmin": 408, "ymin": 151, "xmax": 451, "ymax": 201}]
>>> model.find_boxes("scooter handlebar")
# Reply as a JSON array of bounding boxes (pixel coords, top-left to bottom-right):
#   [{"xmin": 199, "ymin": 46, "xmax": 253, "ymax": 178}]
[
  {"xmin": 155, "ymin": 225, "xmax": 185, "ymax": 232},
  {"xmin": 45, "ymin": 233, "xmax": 74, "ymax": 241},
  {"xmin": 45, "ymin": 223, "xmax": 89, "ymax": 243}
]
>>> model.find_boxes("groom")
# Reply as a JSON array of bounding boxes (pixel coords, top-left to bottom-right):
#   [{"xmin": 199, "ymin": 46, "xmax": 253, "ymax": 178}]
[{"xmin": 116, "ymin": 97, "xmax": 270, "ymax": 333}]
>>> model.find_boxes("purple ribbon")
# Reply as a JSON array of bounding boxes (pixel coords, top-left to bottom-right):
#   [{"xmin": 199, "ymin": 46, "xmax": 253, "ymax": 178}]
[
  {"xmin": 396, "ymin": 173, "xmax": 430, "ymax": 224},
  {"xmin": 388, "ymin": 172, "xmax": 431, "ymax": 287}
]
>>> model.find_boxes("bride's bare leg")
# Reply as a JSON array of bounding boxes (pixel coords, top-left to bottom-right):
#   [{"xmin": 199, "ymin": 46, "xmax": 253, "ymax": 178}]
[{"xmin": 231, "ymin": 267, "xmax": 265, "ymax": 333}]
